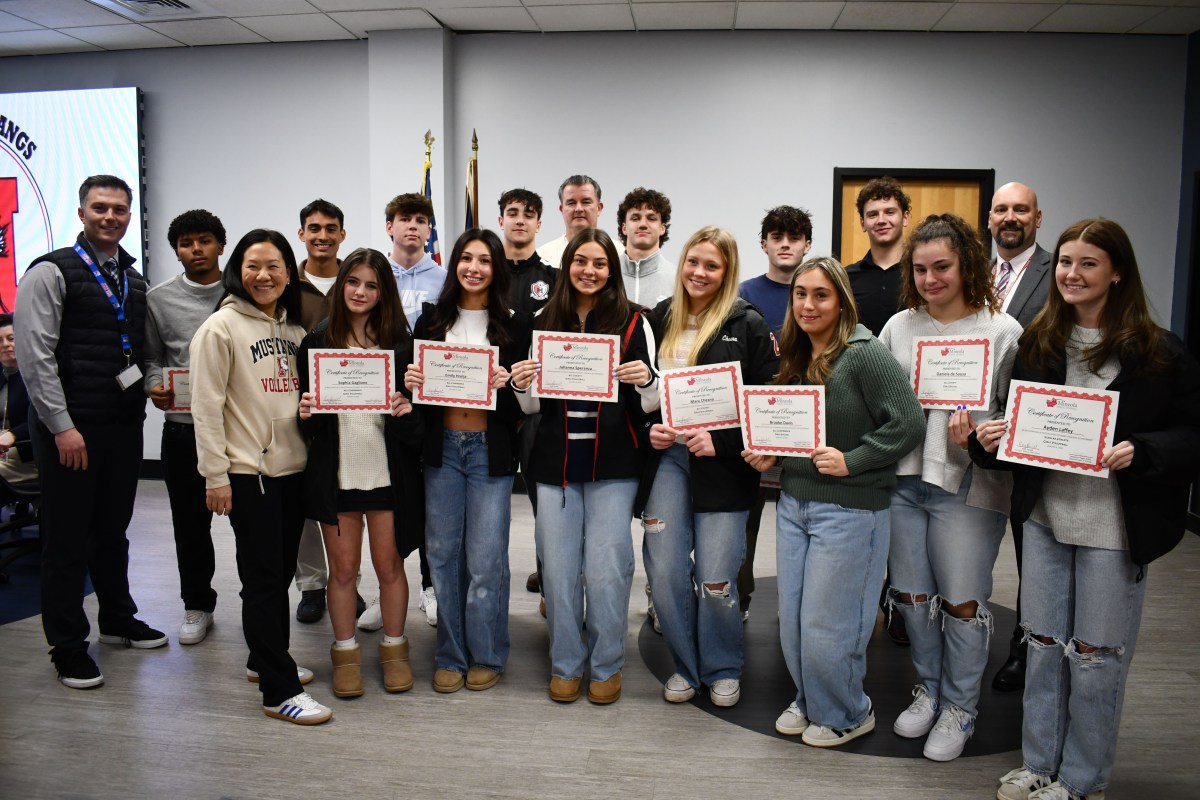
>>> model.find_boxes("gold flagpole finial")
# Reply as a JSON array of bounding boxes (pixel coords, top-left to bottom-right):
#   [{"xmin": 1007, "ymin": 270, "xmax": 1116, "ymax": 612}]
[
  {"xmin": 424, "ymin": 129, "xmax": 434, "ymax": 158},
  {"xmin": 472, "ymin": 128, "xmax": 479, "ymax": 153}
]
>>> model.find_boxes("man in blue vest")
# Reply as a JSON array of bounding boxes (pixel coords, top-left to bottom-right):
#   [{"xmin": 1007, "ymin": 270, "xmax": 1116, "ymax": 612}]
[{"xmin": 16, "ymin": 174, "xmax": 165, "ymax": 689}]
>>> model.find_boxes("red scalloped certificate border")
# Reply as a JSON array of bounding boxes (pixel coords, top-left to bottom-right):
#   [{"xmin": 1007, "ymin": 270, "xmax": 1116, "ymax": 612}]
[
  {"xmin": 533, "ymin": 333, "xmax": 617, "ymax": 401},
  {"xmin": 661, "ymin": 363, "xmax": 742, "ymax": 432},
  {"xmin": 740, "ymin": 386, "xmax": 823, "ymax": 456},
  {"xmin": 911, "ymin": 337, "xmax": 992, "ymax": 409},
  {"xmin": 312, "ymin": 350, "xmax": 393, "ymax": 412},
  {"xmin": 415, "ymin": 342, "xmax": 496, "ymax": 408},
  {"xmin": 166, "ymin": 368, "xmax": 190, "ymax": 412},
  {"xmin": 1002, "ymin": 383, "xmax": 1115, "ymax": 473}
]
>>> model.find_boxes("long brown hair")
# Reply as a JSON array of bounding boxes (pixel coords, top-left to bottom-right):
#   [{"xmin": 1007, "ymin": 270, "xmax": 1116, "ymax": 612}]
[
  {"xmin": 899, "ymin": 214, "xmax": 999, "ymax": 315},
  {"xmin": 424, "ymin": 229, "xmax": 513, "ymax": 349},
  {"xmin": 774, "ymin": 257, "xmax": 860, "ymax": 385},
  {"xmin": 323, "ymin": 247, "xmax": 409, "ymax": 349},
  {"xmin": 658, "ymin": 226, "xmax": 741, "ymax": 366},
  {"xmin": 1020, "ymin": 218, "xmax": 1168, "ymax": 376},
  {"xmin": 536, "ymin": 228, "xmax": 631, "ymax": 335}
]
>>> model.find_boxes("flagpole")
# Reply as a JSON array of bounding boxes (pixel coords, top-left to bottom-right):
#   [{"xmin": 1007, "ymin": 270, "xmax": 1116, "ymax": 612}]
[{"xmin": 470, "ymin": 129, "xmax": 479, "ymax": 226}]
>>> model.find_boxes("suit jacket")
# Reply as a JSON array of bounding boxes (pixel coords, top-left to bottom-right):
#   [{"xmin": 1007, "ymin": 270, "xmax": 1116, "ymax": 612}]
[
  {"xmin": 997, "ymin": 244, "xmax": 1052, "ymax": 329},
  {"xmin": 0, "ymin": 369, "xmax": 33, "ymax": 462}
]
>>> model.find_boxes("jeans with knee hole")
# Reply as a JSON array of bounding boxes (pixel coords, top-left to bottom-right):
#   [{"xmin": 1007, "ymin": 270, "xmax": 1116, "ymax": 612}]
[
  {"xmin": 1020, "ymin": 519, "xmax": 1146, "ymax": 796},
  {"xmin": 777, "ymin": 491, "xmax": 888, "ymax": 729},
  {"xmin": 887, "ymin": 470, "xmax": 1006, "ymax": 719},
  {"xmin": 425, "ymin": 431, "xmax": 514, "ymax": 674},
  {"xmin": 534, "ymin": 478, "xmax": 637, "ymax": 681},
  {"xmin": 641, "ymin": 444, "xmax": 749, "ymax": 688}
]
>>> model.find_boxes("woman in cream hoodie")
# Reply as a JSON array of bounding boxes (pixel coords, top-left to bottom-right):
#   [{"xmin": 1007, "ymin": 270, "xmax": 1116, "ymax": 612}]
[{"xmin": 190, "ymin": 228, "xmax": 332, "ymax": 725}]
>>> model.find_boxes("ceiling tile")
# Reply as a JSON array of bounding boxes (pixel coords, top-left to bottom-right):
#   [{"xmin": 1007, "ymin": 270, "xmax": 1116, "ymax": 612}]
[
  {"xmin": 527, "ymin": 4, "xmax": 635, "ymax": 30},
  {"xmin": 63, "ymin": 23, "xmax": 185, "ymax": 50},
  {"xmin": 736, "ymin": 2, "xmax": 844, "ymax": 29},
  {"xmin": 203, "ymin": 0, "xmax": 324, "ymax": 14},
  {"xmin": 934, "ymin": 2, "xmax": 1058, "ymax": 31},
  {"xmin": 0, "ymin": 28, "xmax": 102, "ymax": 55},
  {"xmin": 142, "ymin": 18, "xmax": 270, "ymax": 46},
  {"xmin": 633, "ymin": 2, "xmax": 735, "ymax": 28},
  {"xmin": 834, "ymin": 1, "xmax": 953, "ymax": 30},
  {"xmin": 432, "ymin": 6, "xmax": 538, "ymax": 30},
  {"xmin": 310, "ymin": 0, "xmax": 442, "ymax": 9},
  {"xmin": 0, "ymin": 0, "xmax": 126, "ymax": 28},
  {"xmin": 1033, "ymin": 3, "xmax": 1161, "ymax": 31},
  {"xmin": 0, "ymin": 9, "xmax": 43, "ymax": 33},
  {"xmin": 327, "ymin": 10, "xmax": 441, "ymax": 34},
  {"xmin": 235, "ymin": 13, "xmax": 355, "ymax": 41},
  {"xmin": 1130, "ymin": 6, "xmax": 1200, "ymax": 30}
]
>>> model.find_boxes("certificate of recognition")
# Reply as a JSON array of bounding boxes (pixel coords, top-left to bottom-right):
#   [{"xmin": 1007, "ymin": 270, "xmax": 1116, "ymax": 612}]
[
  {"xmin": 413, "ymin": 340, "xmax": 499, "ymax": 411},
  {"xmin": 740, "ymin": 385, "xmax": 825, "ymax": 456},
  {"xmin": 997, "ymin": 380, "xmax": 1120, "ymax": 478},
  {"xmin": 309, "ymin": 349, "xmax": 394, "ymax": 413},
  {"xmin": 910, "ymin": 337, "xmax": 993, "ymax": 409},
  {"xmin": 659, "ymin": 361, "xmax": 744, "ymax": 432},
  {"xmin": 532, "ymin": 332, "xmax": 620, "ymax": 403},
  {"xmin": 166, "ymin": 368, "xmax": 191, "ymax": 412}
]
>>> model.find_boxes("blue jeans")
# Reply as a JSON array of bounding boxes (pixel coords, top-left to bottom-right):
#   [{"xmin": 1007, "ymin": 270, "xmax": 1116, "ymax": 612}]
[
  {"xmin": 641, "ymin": 444, "xmax": 749, "ymax": 688},
  {"xmin": 534, "ymin": 478, "xmax": 637, "ymax": 681},
  {"xmin": 1020, "ymin": 519, "xmax": 1146, "ymax": 796},
  {"xmin": 425, "ymin": 431, "xmax": 514, "ymax": 674},
  {"xmin": 888, "ymin": 470, "xmax": 1006, "ymax": 718},
  {"xmin": 777, "ymin": 491, "xmax": 888, "ymax": 729}
]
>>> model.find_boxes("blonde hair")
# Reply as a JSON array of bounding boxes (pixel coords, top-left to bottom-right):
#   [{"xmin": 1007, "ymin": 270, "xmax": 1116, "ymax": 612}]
[
  {"xmin": 775, "ymin": 256, "xmax": 860, "ymax": 385},
  {"xmin": 660, "ymin": 226, "xmax": 742, "ymax": 366}
]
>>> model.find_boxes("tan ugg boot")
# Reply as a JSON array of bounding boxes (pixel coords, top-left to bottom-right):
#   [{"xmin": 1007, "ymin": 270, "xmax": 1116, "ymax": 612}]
[
  {"xmin": 330, "ymin": 644, "xmax": 363, "ymax": 698},
  {"xmin": 379, "ymin": 639, "xmax": 414, "ymax": 693}
]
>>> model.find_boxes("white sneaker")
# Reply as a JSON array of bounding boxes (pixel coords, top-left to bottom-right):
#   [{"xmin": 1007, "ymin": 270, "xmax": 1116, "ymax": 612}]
[
  {"xmin": 178, "ymin": 610, "xmax": 213, "ymax": 645},
  {"xmin": 801, "ymin": 706, "xmax": 876, "ymax": 747},
  {"xmin": 1028, "ymin": 782, "xmax": 1105, "ymax": 800},
  {"xmin": 709, "ymin": 678, "xmax": 741, "ymax": 707},
  {"xmin": 775, "ymin": 701, "xmax": 808, "ymax": 736},
  {"xmin": 246, "ymin": 666, "xmax": 314, "ymax": 685},
  {"xmin": 893, "ymin": 684, "xmax": 939, "ymax": 738},
  {"xmin": 357, "ymin": 597, "xmax": 382, "ymax": 632},
  {"xmin": 997, "ymin": 767, "xmax": 1054, "ymax": 800},
  {"xmin": 923, "ymin": 705, "xmax": 974, "ymax": 762},
  {"xmin": 662, "ymin": 673, "xmax": 696, "ymax": 703},
  {"xmin": 646, "ymin": 586, "xmax": 661, "ymax": 634},
  {"xmin": 418, "ymin": 586, "xmax": 438, "ymax": 627},
  {"xmin": 262, "ymin": 691, "xmax": 332, "ymax": 725}
]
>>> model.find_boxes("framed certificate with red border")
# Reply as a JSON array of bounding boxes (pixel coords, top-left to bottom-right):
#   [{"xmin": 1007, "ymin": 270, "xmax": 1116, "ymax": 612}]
[
  {"xmin": 531, "ymin": 331, "xmax": 620, "ymax": 403},
  {"xmin": 165, "ymin": 368, "xmax": 191, "ymax": 412},
  {"xmin": 659, "ymin": 361, "xmax": 743, "ymax": 432},
  {"xmin": 309, "ymin": 349, "xmax": 394, "ymax": 413},
  {"xmin": 996, "ymin": 380, "xmax": 1120, "ymax": 478},
  {"xmin": 910, "ymin": 336, "xmax": 993, "ymax": 410},
  {"xmin": 740, "ymin": 385, "xmax": 825, "ymax": 456},
  {"xmin": 413, "ymin": 340, "xmax": 499, "ymax": 411}
]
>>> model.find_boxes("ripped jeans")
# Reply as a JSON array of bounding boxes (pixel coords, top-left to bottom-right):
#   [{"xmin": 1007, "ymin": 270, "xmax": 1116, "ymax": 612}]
[
  {"xmin": 1019, "ymin": 519, "xmax": 1146, "ymax": 796},
  {"xmin": 887, "ymin": 472, "xmax": 1006, "ymax": 719},
  {"xmin": 641, "ymin": 444, "xmax": 749, "ymax": 688}
]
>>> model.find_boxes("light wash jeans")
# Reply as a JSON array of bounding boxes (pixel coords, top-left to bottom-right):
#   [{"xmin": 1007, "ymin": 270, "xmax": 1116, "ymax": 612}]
[
  {"xmin": 641, "ymin": 444, "xmax": 749, "ymax": 688},
  {"xmin": 1020, "ymin": 519, "xmax": 1146, "ymax": 796},
  {"xmin": 534, "ymin": 478, "xmax": 637, "ymax": 681},
  {"xmin": 887, "ymin": 470, "xmax": 1006, "ymax": 719},
  {"xmin": 777, "ymin": 491, "xmax": 889, "ymax": 729},
  {"xmin": 425, "ymin": 431, "xmax": 514, "ymax": 674}
]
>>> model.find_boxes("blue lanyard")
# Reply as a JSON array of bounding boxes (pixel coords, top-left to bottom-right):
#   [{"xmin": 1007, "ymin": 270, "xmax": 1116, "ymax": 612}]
[{"xmin": 73, "ymin": 243, "xmax": 132, "ymax": 360}]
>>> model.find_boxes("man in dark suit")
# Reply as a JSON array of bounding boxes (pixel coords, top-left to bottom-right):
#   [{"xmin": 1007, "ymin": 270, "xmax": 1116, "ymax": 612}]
[
  {"xmin": 989, "ymin": 181, "xmax": 1051, "ymax": 328},
  {"xmin": 986, "ymin": 180, "xmax": 1051, "ymax": 692}
]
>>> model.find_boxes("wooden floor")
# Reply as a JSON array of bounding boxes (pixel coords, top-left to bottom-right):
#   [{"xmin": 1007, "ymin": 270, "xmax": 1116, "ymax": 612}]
[{"xmin": 0, "ymin": 480, "xmax": 1197, "ymax": 799}]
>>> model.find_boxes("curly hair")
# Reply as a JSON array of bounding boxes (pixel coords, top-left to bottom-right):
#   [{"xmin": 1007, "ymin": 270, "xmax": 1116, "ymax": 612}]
[
  {"xmin": 899, "ymin": 214, "xmax": 998, "ymax": 314},
  {"xmin": 855, "ymin": 176, "xmax": 911, "ymax": 218},
  {"xmin": 167, "ymin": 209, "xmax": 226, "ymax": 249},
  {"xmin": 616, "ymin": 187, "xmax": 672, "ymax": 246}
]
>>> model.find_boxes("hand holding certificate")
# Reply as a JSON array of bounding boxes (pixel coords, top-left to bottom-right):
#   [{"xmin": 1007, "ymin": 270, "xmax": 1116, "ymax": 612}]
[
  {"xmin": 412, "ymin": 340, "xmax": 499, "ymax": 411},
  {"xmin": 531, "ymin": 332, "xmax": 620, "ymax": 402},
  {"xmin": 740, "ymin": 385, "xmax": 825, "ymax": 456},
  {"xmin": 996, "ymin": 380, "xmax": 1120, "ymax": 477},
  {"xmin": 309, "ymin": 350, "xmax": 395, "ymax": 413},
  {"xmin": 165, "ymin": 368, "xmax": 191, "ymax": 412},
  {"xmin": 659, "ymin": 361, "xmax": 743, "ymax": 432},
  {"xmin": 910, "ymin": 337, "xmax": 993, "ymax": 410}
]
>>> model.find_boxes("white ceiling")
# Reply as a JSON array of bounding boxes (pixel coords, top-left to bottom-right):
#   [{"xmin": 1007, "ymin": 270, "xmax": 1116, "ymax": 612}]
[{"xmin": 0, "ymin": 0, "xmax": 1197, "ymax": 56}]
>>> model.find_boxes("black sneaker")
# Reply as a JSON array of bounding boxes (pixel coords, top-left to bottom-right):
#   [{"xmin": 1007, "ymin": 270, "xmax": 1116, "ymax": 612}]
[
  {"xmin": 55, "ymin": 649, "xmax": 104, "ymax": 689},
  {"xmin": 355, "ymin": 592, "xmax": 366, "ymax": 619},
  {"xmin": 98, "ymin": 618, "xmax": 169, "ymax": 649},
  {"xmin": 296, "ymin": 589, "xmax": 326, "ymax": 624}
]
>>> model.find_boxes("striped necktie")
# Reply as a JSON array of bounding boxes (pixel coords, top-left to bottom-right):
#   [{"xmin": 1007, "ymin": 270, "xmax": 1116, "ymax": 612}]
[{"xmin": 995, "ymin": 261, "xmax": 1013, "ymax": 302}]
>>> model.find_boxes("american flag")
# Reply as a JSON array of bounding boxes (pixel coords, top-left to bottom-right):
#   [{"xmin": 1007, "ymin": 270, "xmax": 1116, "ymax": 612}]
[{"xmin": 421, "ymin": 152, "xmax": 441, "ymax": 265}]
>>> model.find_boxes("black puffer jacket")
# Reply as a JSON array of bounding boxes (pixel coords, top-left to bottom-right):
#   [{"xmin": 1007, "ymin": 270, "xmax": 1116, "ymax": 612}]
[{"xmin": 640, "ymin": 297, "xmax": 780, "ymax": 514}]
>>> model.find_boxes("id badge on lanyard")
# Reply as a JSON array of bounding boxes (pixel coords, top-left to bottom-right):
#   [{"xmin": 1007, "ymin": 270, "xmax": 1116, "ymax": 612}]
[{"xmin": 74, "ymin": 243, "xmax": 143, "ymax": 390}]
